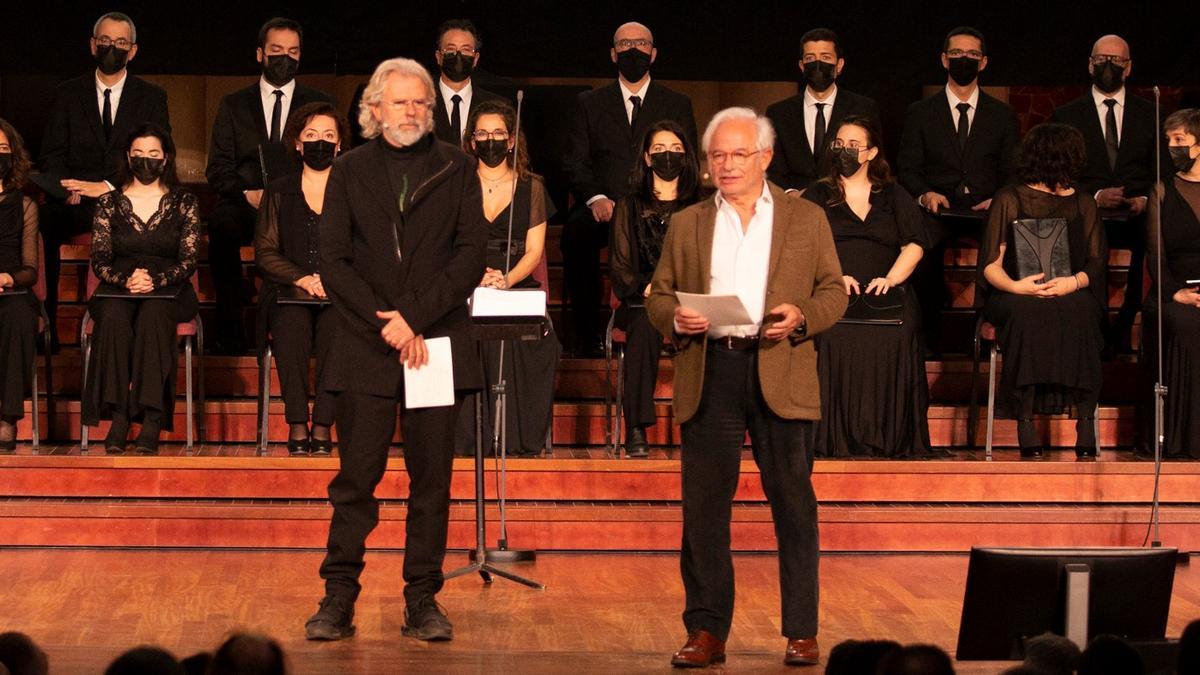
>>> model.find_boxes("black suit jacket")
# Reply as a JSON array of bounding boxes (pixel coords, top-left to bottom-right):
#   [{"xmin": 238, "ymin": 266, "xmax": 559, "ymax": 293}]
[
  {"xmin": 1049, "ymin": 91, "xmax": 1161, "ymax": 199},
  {"xmin": 205, "ymin": 82, "xmax": 335, "ymax": 199},
  {"xmin": 39, "ymin": 73, "xmax": 170, "ymax": 184},
  {"xmin": 565, "ymin": 80, "xmax": 697, "ymax": 203},
  {"xmin": 898, "ymin": 89, "xmax": 1019, "ymax": 207},
  {"xmin": 433, "ymin": 84, "xmax": 506, "ymax": 145},
  {"xmin": 766, "ymin": 88, "xmax": 881, "ymax": 191},
  {"xmin": 318, "ymin": 137, "xmax": 487, "ymax": 397}
]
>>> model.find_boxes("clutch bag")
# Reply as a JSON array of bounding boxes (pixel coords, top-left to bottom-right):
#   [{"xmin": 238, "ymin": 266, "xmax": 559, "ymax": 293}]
[{"xmin": 839, "ymin": 286, "xmax": 906, "ymax": 326}]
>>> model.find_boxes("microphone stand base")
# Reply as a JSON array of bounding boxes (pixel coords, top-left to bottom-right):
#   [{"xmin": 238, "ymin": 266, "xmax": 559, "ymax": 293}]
[{"xmin": 469, "ymin": 548, "xmax": 537, "ymax": 563}]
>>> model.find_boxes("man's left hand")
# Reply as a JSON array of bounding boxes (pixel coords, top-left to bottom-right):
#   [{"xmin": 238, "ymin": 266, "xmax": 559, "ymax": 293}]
[
  {"xmin": 1127, "ymin": 196, "xmax": 1148, "ymax": 216},
  {"xmin": 971, "ymin": 198, "xmax": 993, "ymax": 212},
  {"xmin": 60, "ymin": 179, "xmax": 111, "ymax": 199},
  {"xmin": 399, "ymin": 335, "xmax": 428, "ymax": 369},
  {"xmin": 376, "ymin": 310, "xmax": 415, "ymax": 350},
  {"xmin": 764, "ymin": 303, "xmax": 804, "ymax": 341}
]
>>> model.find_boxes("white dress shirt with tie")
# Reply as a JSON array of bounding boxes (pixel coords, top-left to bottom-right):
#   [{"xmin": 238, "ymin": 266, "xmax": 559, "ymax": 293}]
[
  {"xmin": 94, "ymin": 70, "xmax": 127, "ymax": 123},
  {"xmin": 944, "ymin": 83, "xmax": 979, "ymax": 131},
  {"xmin": 259, "ymin": 77, "xmax": 296, "ymax": 139},
  {"xmin": 587, "ymin": 78, "xmax": 651, "ymax": 207},
  {"xmin": 803, "ymin": 85, "xmax": 838, "ymax": 152},
  {"xmin": 1091, "ymin": 85, "xmax": 1125, "ymax": 144},
  {"xmin": 439, "ymin": 78, "xmax": 474, "ymax": 142}
]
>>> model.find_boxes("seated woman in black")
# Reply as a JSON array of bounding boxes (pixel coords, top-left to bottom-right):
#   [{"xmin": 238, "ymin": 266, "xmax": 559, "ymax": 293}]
[
  {"xmin": 802, "ymin": 115, "xmax": 933, "ymax": 458},
  {"xmin": 1144, "ymin": 108, "xmax": 1200, "ymax": 459},
  {"xmin": 0, "ymin": 118, "xmax": 39, "ymax": 452},
  {"xmin": 978, "ymin": 123, "xmax": 1107, "ymax": 459},
  {"xmin": 453, "ymin": 99, "xmax": 560, "ymax": 457},
  {"xmin": 255, "ymin": 102, "xmax": 349, "ymax": 456},
  {"xmin": 609, "ymin": 119, "xmax": 700, "ymax": 457},
  {"xmin": 83, "ymin": 123, "xmax": 199, "ymax": 455}
]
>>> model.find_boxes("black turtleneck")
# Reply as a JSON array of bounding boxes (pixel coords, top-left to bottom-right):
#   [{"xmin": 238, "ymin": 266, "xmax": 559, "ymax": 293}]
[{"xmin": 379, "ymin": 133, "xmax": 434, "ymax": 214}]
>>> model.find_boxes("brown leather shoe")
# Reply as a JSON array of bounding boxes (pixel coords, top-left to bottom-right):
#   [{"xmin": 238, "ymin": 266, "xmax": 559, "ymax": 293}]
[
  {"xmin": 670, "ymin": 630, "xmax": 726, "ymax": 668},
  {"xmin": 784, "ymin": 637, "xmax": 819, "ymax": 666}
]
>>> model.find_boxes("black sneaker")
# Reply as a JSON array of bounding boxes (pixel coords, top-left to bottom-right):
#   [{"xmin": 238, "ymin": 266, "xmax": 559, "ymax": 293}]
[
  {"xmin": 402, "ymin": 597, "xmax": 453, "ymax": 641},
  {"xmin": 305, "ymin": 594, "xmax": 356, "ymax": 641}
]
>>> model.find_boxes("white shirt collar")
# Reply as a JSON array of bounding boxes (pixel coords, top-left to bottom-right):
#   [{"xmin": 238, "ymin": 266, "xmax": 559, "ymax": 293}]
[
  {"xmin": 714, "ymin": 180, "xmax": 773, "ymax": 210},
  {"xmin": 259, "ymin": 76, "xmax": 296, "ymax": 99},
  {"xmin": 1092, "ymin": 85, "xmax": 1126, "ymax": 108},
  {"xmin": 945, "ymin": 83, "xmax": 980, "ymax": 110},
  {"xmin": 95, "ymin": 69, "xmax": 127, "ymax": 95},
  {"xmin": 619, "ymin": 78, "xmax": 650, "ymax": 102},
  {"xmin": 803, "ymin": 84, "xmax": 838, "ymax": 108},
  {"xmin": 439, "ymin": 78, "xmax": 473, "ymax": 103}
]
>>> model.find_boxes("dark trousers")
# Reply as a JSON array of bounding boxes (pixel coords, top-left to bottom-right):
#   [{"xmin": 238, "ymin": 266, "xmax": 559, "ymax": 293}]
[
  {"xmin": 39, "ymin": 199, "xmax": 95, "ymax": 345},
  {"xmin": 208, "ymin": 198, "xmax": 258, "ymax": 349},
  {"xmin": 562, "ymin": 205, "xmax": 609, "ymax": 351},
  {"xmin": 0, "ymin": 294, "xmax": 37, "ymax": 419},
  {"xmin": 912, "ymin": 212, "xmax": 983, "ymax": 354},
  {"xmin": 616, "ymin": 305, "xmax": 660, "ymax": 430},
  {"xmin": 1108, "ymin": 215, "xmax": 1145, "ymax": 350},
  {"xmin": 679, "ymin": 346, "xmax": 819, "ymax": 642},
  {"xmin": 319, "ymin": 390, "xmax": 461, "ymax": 605},
  {"xmin": 267, "ymin": 302, "xmax": 337, "ymax": 425}
]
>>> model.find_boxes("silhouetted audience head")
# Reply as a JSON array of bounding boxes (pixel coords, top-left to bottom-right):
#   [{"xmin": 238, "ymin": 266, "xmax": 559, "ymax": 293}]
[
  {"xmin": 877, "ymin": 644, "xmax": 956, "ymax": 675},
  {"xmin": 0, "ymin": 632, "xmax": 48, "ymax": 675},
  {"xmin": 1077, "ymin": 634, "xmax": 1143, "ymax": 675},
  {"xmin": 206, "ymin": 633, "xmax": 286, "ymax": 675},
  {"xmin": 825, "ymin": 638, "xmax": 901, "ymax": 675},
  {"xmin": 105, "ymin": 646, "xmax": 184, "ymax": 675},
  {"xmin": 1178, "ymin": 619, "xmax": 1200, "ymax": 675},
  {"xmin": 181, "ymin": 652, "xmax": 212, "ymax": 675},
  {"xmin": 1022, "ymin": 632, "xmax": 1080, "ymax": 675},
  {"xmin": 1000, "ymin": 666, "xmax": 1049, "ymax": 675}
]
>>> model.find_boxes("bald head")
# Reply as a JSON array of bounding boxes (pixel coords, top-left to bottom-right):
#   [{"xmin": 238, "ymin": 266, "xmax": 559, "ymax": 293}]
[
  {"xmin": 1092, "ymin": 34, "xmax": 1130, "ymax": 59},
  {"xmin": 614, "ymin": 22, "xmax": 653, "ymax": 45}
]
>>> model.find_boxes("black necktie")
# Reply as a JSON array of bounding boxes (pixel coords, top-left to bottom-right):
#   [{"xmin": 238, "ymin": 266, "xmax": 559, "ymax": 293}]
[
  {"xmin": 956, "ymin": 102, "xmax": 971, "ymax": 153},
  {"xmin": 812, "ymin": 102, "xmax": 827, "ymax": 158},
  {"xmin": 629, "ymin": 95, "xmax": 642, "ymax": 128},
  {"xmin": 270, "ymin": 89, "xmax": 283, "ymax": 143},
  {"xmin": 1103, "ymin": 99, "xmax": 1120, "ymax": 170},
  {"xmin": 450, "ymin": 94, "xmax": 462, "ymax": 142},
  {"xmin": 102, "ymin": 88, "xmax": 113, "ymax": 139}
]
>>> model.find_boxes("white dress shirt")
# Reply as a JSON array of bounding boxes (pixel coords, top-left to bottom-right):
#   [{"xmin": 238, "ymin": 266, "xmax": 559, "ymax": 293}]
[
  {"xmin": 439, "ymin": 78, "xmax": 474, "ymax": 142},
  {"xmin": 804, "ymin": 84, "xmax": 838, "ymax": 153},
  {"xmin": 259, "ymin": 77, "xmax": 296, "ymax": 138},
  {"xmin": 1092, "ymin": 85, "xmax": 1126, "ymax": 144},
  {"xmin": 95, "ymin": 70, "xmax": 127, "ymax": 122},
  {"xmin": 588, "ymin": 78, "xmax": 652, "ymax": 207},
  {"xmin": 707, "ymin": 182, "xmax": 774, "ymax": 338},
  {"xmin": 945, "ymin": 83, "xmax": 980, "ymax": 133}
]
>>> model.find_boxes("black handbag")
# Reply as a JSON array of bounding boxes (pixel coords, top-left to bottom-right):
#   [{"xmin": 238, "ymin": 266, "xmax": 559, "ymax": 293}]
[
  {"xmin": 839, "ymin": 286, "xmax": 906, "ymax": 326},
  {"xmin": 1011, "ymin": 217, "xmax": 1072, "ymax": 280}
]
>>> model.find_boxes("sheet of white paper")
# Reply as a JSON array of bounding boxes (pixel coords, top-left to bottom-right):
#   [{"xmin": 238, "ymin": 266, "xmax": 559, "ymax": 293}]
[
  {"xmin": 470, "ymin": 287, "xmax": 547, "ymax": 318},
  {"xmin": 675, "ymin": 292, "xmax": 754, "ymax": 327},
  {"xmin": 403, "ymin": 337, "xmax": 455, "ymax": 409}
]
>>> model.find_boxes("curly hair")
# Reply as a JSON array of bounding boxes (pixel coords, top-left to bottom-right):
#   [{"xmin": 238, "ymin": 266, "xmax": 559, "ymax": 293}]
[
  {"xmin": 461, "ymin": 99, "xmax": 532, "ymax": 182},
  {"xmin": 1016, "ymin": 123, "xmax": 1086, "ymax": 191},
  {"xmin": 283, "ymin": 101, "xmax": 351, "ymax": 158},
  {"xmin": 0, "ymin": 118, "xmax": 32, "ymax": 191}
]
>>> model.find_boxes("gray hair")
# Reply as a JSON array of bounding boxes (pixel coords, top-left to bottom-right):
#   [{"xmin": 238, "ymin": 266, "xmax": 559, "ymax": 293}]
[
  {"xmin": 357, "ymin": 57, "xmax": 436, "ymax": 140},
  {"xmin": 702, "ymin": 107, "xmax": 775, "ymax": 153},
  {"xmin": 94, "ymin": 12, "xmax": 137, "ymax": 44}
]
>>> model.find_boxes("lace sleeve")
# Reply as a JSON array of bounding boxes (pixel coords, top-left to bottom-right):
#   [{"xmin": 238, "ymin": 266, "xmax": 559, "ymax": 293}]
[
  {"xmin": 90, "ymin": 193, "xmax": 127, "ymax": 286},
  {"xmin": 9, "ymin": 197, "xmax": 39, "ymax": 288},
  {"xmin": 154, "ymin": 192, "xmax": 199, "ymax": 288}
]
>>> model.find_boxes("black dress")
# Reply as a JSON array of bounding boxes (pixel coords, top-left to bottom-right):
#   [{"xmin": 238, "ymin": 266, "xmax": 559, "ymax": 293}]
[
  {"xmin": 978, "ymin": 185, "xmax": 1107, "ymax": 418},
  {"xmin": 255, "ymin": 174, "xmax": 337, "ymax": 426},
  {"xmin": 83, "ymin": 190, "xmax": 200, "ymax": 428},
  {"xmin": 0, "ymin": 191, "xmax": 39, "ymax": 421},
  {"xmin": 455, "ymin": 175, "xmax": 560, "ymax": 456},
  {"xmin": 803, "ymin": 181, "xmax": 933, "ymax": 458},
  {"xmin": 1144, "ymin": 176, "xmax": 1200, "ymax": 458}
]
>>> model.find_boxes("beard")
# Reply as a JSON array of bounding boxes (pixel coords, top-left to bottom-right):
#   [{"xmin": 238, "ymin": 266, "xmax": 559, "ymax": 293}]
[{"xmin": 382, "ymin": 109, "xmax": 434, "ymax": 147}]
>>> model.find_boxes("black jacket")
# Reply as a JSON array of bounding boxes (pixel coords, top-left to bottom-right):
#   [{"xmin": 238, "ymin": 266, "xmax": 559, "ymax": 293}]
[
  {"xmin": 897, "ymin": 89, "xmax": 1019, "ymax": 207},
  {"xmin": 318, "ymin": 136, "xmax": 488, "ymax": 396},
  {"xmin": 1049, "ymin": 90, "xmax": 1161, "ymax": 200},
  {"xmin": 766, "ymin": 88, "xmax": 881, "ymax": 191},
  {"xmin": 565, "ymin": 80, "xmax": 697, "ymax": 203},
  {"xmin": 39, "ymin": 73, "xmax": 170, "ymax": 184},
  {"xmin": 205, "ymin": 82, "xmax": 335, "ymax": 199}
]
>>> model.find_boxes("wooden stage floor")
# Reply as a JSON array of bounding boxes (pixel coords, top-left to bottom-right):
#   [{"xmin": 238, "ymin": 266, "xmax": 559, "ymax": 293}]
[{"xmin": 2, "ymin": 550, "xmax": 1197, "ymax": 674}]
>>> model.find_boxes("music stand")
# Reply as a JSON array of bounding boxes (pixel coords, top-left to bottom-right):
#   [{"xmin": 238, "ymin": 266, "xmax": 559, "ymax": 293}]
[{"xmin": 443, "ymin": 318, "xmax": 545, "ymax": 590}]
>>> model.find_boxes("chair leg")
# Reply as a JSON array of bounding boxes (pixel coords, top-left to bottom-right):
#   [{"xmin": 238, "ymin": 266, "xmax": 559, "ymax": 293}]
[
  {"xmin": 43, "ymin": 330, "xmax": 53, "ymax": 449},
  {"xmin": 30, "ymin": 359, "xmax": 39, "ymax": 453},
  {"xmin": 258, "ymin": 345, "xmax": 272, "ymax": 457},
  {"xmin": 196, "ymin": 322, "xmax": 205, "ymax": 446},
  {"xmin": 603, "ymin": 336, "xmax": 614, "ymax": 453},
  {"xmin": 1094, "ymin": 403, "xmax": 1102, "ymax": 454},
  {"xmin": 968, "ymin": 323, "xmax": 983, "ymax": 449},
  {"xmin": 985, "ymin": 344, "xmax": 998, "ymax": 461},
  {"xmin": 185, "ymin": 336, "xmax": 194, "ymax": 454},
  {"xmin": 79, "ymin": 328, "xmax": 90, "ymax": 455},
  {"xmin": 615, "ymin": 349, "xmax": 625, "ymax": 459}
]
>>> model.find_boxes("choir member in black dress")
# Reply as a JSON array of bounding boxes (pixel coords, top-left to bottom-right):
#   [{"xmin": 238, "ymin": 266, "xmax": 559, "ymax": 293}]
[
  {"xmin": 0, "ymin": 119, "xmax": 39, "ymax": 452},
  {"xmin": 454, "ymin": 100, "xmax": 560, "ymax": 457},
  {"xmin": 802, "ymin": 116, "xmax": 933, "ymax": 458},
  {"xmin": 255, "ymin": 102, "xmax": 348, "ymax": 456},
  {"xmin": 1143, "ymin": 109, "xmax": 1200, "ymax": 458},
  {"xmin": 978, "ymin": 124, "xmax": 1107, "ymax": 459},
  {"xmin": 609, "ymin": 119, "xmax": 700, "ymax": 457},
  {"xmin": 83, "ymin": 124, "xmax": 199, "ymax": 455}
]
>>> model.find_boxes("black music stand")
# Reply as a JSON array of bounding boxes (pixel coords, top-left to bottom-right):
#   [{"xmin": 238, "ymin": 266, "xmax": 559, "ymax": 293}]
[{"xmin": 443, "ymin": 318, "xmax": 545, "ymax": 589}]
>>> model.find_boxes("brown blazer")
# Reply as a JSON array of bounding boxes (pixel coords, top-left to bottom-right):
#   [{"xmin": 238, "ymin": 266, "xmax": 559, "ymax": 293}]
[{"xmin": 646, "ymin": 183, "xmax": 847, "ymax": 424}]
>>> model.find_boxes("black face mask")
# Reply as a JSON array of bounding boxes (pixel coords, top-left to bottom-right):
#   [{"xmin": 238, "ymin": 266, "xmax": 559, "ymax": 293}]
[
  {"xmin": 474, "ymin": 139, "xmax": 509, "ymax": 168},
  {"xmin": 129, "ymin": 156, "xmax": 166, "ymax": 185},
  {"xmin": 1169, "ymin": 145, "xmax": 1197, "ymax": 172},
  {"xmin": 1092, "ymin": 60, "xmax": 1125, "ymax": 94},
  {"xmin": 0, "ymin": 153, "xmax": 12, "ymax": 181},
  {"xmin": 946, "ymin": 56, "xmax": 980, "ymax": 87},
  {"xmin": 301, "ymin": 140, "xmax": 337, "ymax": 171},
  {"xmin": 95, "ymin": 44, "xmax": 130, "ymax": 76},
  {"xmin": 649, "ymin": 151, "xmax": 686, "ymax": 181},
  {"xmin": 262, "ymin": 54, "xmax": 299, "ymax": 87},
  {"xmin": 440, "ymin": 52, "xmax": 474, "ymax": 83},
  {"xmin": 616, "ymin": 48, "xmax": 651, "ymax": 83},
  {"xmin": 834, "ymin": 147, "xmax": 866, "ymax": 178},
  {"xmin": 803, "ymin": 60, "xmax": 837, "ymax": 93}
]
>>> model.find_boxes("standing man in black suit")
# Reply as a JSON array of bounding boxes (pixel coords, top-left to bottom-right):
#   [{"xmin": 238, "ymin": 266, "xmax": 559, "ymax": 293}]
[
  {"xmin": 766, "ymin": 28, "xmax": 881, "ymax": 192},
  {"xmin": 38, "ymin": 11, "xmax": 170, "ymax": 349},
  {"xmin": 1051, "ymin": 35, "xmax": 1159, "ymax": 350},
  {"xmin": 303, "ymin": 57, "xmax": 486, "ymax": 644},
  {"xmin": 205, "ymin": 17, "xmax": 334, "ymax": 354},
  {"xmin": 563, "ymin": 21, "xmax": 697, "ymax": 356},
  {"xmin": 898, "ymin": 26, "xmax": 1019, "ymax": 353}
]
